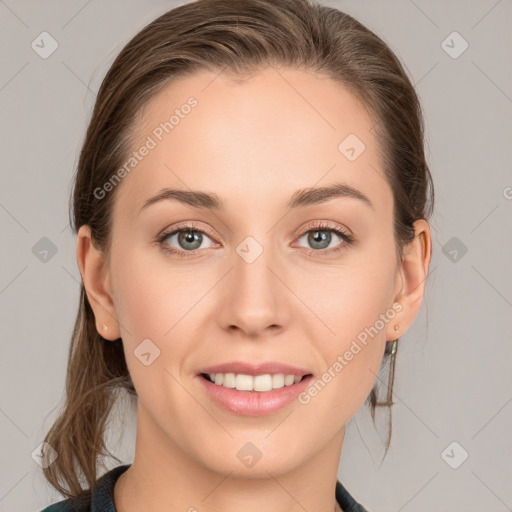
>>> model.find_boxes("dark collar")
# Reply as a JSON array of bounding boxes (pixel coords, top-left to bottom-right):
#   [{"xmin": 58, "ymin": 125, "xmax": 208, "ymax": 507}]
[
  {"xmin": 335, "ymin": 479, "xmax": 370, "ymax": 512},
  {"xmin": 91, "ymin": 464, "xmax": 129, "ymax": 512}
]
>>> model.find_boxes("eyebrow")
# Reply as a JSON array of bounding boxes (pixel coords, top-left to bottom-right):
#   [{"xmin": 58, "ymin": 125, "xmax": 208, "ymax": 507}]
[{"xmin": 139, "ymin": 183, "xmax": 374, "ymax": 214}]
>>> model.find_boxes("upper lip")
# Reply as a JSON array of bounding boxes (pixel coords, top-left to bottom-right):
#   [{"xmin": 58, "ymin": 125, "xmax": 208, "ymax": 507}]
[{"xmin": 199, "ymin": 361, "xmax": 312, "ymax": 377}]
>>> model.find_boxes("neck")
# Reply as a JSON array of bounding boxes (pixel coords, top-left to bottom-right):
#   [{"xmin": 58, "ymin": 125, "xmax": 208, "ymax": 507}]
[{"xmin": 114, "ymin": 403, "xmax": 346, "ymax": 512}]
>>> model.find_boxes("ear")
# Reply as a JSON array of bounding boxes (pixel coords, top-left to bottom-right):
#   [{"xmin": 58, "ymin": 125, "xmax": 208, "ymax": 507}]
[
  {"xmin": 386, "ymin": 219, "xmax": 432, "ymax": 341},
  {"xmin": 76, "ymin": 224, "xmax": 121, "ymax": 341}
]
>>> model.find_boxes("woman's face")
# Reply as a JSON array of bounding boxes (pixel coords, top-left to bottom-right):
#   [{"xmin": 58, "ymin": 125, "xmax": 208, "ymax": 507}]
[{"xmin": 81, "ymin": 66, "xmax": 426, "ymax": 477}]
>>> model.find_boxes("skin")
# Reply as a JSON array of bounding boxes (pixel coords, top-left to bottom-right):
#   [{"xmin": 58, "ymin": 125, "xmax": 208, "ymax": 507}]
[{"xmin": 77, "ymin": 66, "xmax": 431, "ymax": 512}]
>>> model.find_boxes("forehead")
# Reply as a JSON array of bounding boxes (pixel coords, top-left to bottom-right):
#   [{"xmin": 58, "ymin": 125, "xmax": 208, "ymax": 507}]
[{"xmin": 113, "ymin": 66, "xmax": 390, "ymax": 219}]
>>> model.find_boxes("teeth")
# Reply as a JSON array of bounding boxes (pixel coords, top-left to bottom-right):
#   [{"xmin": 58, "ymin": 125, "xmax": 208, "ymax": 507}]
[
  {"xmin": 272, "ymin": 373, "xmax": 285, "ymax": 389},
  {"xmin": 207, "ymin": 373, "xmax": 304, "ymax": 391}
]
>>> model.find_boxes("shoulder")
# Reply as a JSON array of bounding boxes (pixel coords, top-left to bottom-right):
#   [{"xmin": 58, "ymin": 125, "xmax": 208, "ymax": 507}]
[{"xmin": 38, "ymin": 463, "xmax": 131, "ymax": 512}]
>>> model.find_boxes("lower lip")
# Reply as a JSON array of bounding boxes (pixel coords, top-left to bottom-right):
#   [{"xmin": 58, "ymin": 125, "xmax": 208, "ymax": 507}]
[{"xmin": 197, "ymin": 374, "xmax": 314, "ymax": 416}]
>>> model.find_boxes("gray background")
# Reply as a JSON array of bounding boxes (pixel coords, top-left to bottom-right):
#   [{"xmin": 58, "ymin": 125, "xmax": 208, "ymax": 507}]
[{"xmin": 1, "ymin": 1, "xmax": 511, "ymax": 511}]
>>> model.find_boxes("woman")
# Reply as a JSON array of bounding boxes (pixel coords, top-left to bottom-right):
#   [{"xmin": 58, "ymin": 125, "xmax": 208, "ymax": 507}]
[{"xmin": 39, "ymin": 0, "xmax": 434, "ymax": 510}]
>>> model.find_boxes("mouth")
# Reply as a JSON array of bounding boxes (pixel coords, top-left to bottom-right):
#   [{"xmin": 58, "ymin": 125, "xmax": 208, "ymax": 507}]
[
  {"xmin": 196, "ymin": 370, "xmax": 314, "ymax": 416},
  {"xmin": 199, "ymin": 372, "xmax": 313, "ymax": 392}
]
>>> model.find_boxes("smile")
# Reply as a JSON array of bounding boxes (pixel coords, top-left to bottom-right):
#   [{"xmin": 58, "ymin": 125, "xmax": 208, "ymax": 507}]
[
  {"xmin": 202, "ymin": 372, "xmax": 306, "ymax": 392},
  {"xmin": 197, "ymin": 372, "xmax": 314, "ymax": 416}
]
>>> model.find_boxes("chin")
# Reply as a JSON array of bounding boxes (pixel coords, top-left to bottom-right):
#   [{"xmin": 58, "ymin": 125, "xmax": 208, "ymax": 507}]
[{"xmin": 195, "ymin": 441, "xmax": 303, "ymax": 479}]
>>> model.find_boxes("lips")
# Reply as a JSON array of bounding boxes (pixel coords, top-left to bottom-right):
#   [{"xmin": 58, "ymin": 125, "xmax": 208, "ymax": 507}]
[
  {"xmin": 197, "ymin": 371, "xmax": 314, "ymax": 416},
  {"xmin": 196, "ymin": 361, "xmax": 314, "ymax": 415}
]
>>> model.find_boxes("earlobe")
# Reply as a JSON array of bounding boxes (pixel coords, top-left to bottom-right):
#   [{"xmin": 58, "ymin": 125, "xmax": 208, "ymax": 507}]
[
  {"xmin": 387, "ymin": 219, "xmax": 432, "ymax": 340},
  {"xmin": 76, "ymin": 225, "xmax": 121, "ymax": 341}
]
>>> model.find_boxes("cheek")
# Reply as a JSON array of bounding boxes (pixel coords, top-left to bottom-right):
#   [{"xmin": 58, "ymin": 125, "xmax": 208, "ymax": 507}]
[
  {"xmin": 110, "ymin": 246, "xmax": 211, "ymax": 379},
  {"xmin": 111, "ymin": 244, "xmax": 186, "ymax": 338},
  {"xmin": 294, "ymin": 251, "xmax": 396, "ymax": 343},
  {"xmin": 110, "ymin": 249, "xmax": 192, "ymax": 409},
  {"xmin": 294, "ymin": 252, "xmax": 396, "ymax": 404}
]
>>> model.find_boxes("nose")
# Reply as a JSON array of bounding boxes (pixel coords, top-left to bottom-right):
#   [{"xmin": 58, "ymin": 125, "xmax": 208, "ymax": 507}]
[{"xmin": 216, "ymin": 237, "xmax": 290, "ymax": 338}]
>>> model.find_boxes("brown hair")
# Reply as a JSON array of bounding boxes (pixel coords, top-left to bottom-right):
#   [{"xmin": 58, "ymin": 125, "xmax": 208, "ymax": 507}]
[{"xmin": 42, "ymin": 0, "xmax": 434, "ymax": 500}]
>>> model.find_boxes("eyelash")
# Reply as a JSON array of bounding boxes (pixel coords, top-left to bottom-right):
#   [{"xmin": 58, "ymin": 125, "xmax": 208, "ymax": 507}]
[{"xmin": 156, "ymin": 220, "xmax": 355, "ymax": 258}]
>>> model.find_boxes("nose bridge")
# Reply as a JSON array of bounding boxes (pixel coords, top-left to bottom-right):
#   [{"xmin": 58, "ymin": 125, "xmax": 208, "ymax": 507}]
[
  {"xmin": 234, "ymin": 231, "xmax": 279, "ymax": 302},
  {"xmin": 219, "ymin": 230, "xmax": 288, "ymax": 334},
  {"xmin": 228, "ymin": 205, "xmax": 280, "ymax": 282}
]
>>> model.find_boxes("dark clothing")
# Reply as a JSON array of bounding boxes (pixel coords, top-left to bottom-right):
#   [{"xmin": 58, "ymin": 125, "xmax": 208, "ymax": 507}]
[{"xmin": 40, "ymin": 464, "xmax": 369, "ymax": 512}]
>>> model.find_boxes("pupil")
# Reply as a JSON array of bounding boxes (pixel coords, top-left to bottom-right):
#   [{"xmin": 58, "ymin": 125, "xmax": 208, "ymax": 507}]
[
  {"xmin": 310, "ymin": 230, "xmax": 330, "ymax": 249},
  {"xmin": 179, "ymin": 230, "xmax": 201, "ymax": 250}
]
